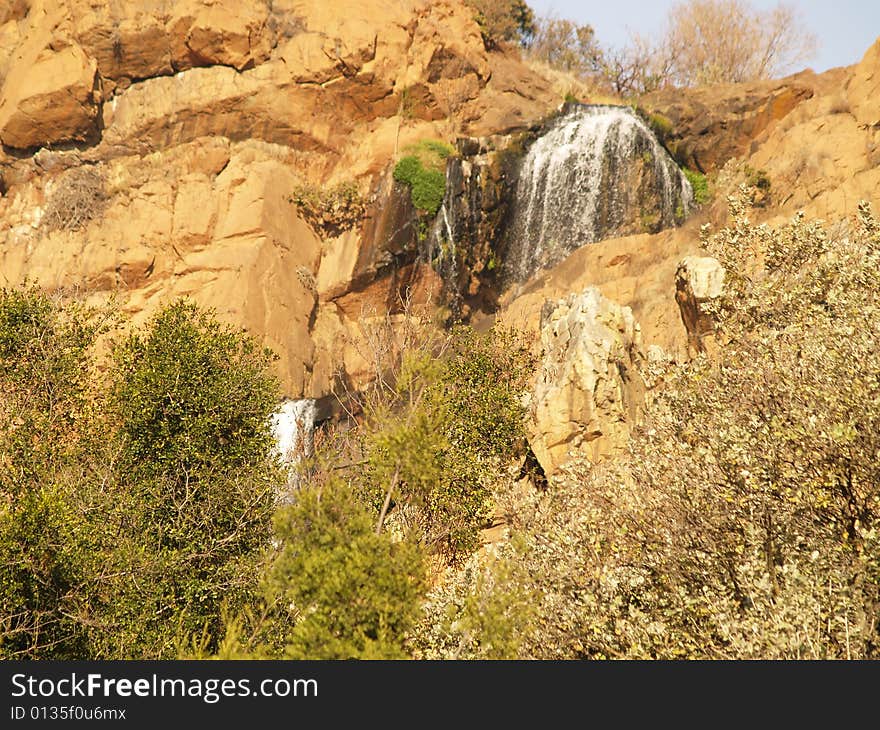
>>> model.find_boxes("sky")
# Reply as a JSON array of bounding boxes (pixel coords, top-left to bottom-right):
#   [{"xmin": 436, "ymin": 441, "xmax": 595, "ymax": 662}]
[{"xmin": 527, "ymin": 0, "xmax": 880, "ymax": 74}]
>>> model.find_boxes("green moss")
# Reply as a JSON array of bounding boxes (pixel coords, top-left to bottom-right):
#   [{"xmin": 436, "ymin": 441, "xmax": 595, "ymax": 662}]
[
  {"xmin": 418, "ymin": 139, "xmax": 455, "ymax": 160},
  {"xmin": 393, "ymin": 139, "xmax": 454, "ymax": 216},
  {"xmin": 683, "ymin": 168, "xmax": 711, "ymax": 206},
  {"xmin": 648, "ymin": 112, "xmax": 673, "ymax": 139}
]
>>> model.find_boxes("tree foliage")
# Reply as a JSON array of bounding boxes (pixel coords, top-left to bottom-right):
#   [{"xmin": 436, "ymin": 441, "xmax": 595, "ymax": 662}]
[
  {"xmin": 494, "ymin": 196, "xmax": 880, "ymax": 658},
  {"xmin": 355, "ymin": 323, "xmax": 533, "ymax": 562},
  {"xmin": 0, "ymin": 288, "xmax": 110, "ymax": 658},
  {"xmin": 524, "ymin": 17, "xmax": 603, "ymax": 77},
  {"xmin": 266, "ymin": 479, "xmax": 425, "ymax": 659},
  {"xmin": 0, "ymin": 295, "xmax": 282, "ymax": 659},
  {"xmin": 527, "ymin": 1, "xmax": 817, "ymax": 96},
  {"xmin": 661, "ymin": 0, "xmax": 818, "ymax": 87},
  {"xmin": 466, "ymin": 0, "xmax": 536, "ymax": 48}
]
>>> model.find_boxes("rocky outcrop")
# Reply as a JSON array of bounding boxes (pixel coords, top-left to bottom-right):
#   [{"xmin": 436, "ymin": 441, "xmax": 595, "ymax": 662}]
[
  {"xmin": 848, "ymin": 37, "xmax": 880, "ymax": 130},
  {"xmin": 742, "ymin": 39, "xmax": 880, "ymax": 222},
  {"xmin": 0, "ymin": 138, "xmax": 321, "ymax": 395},
  {"xmin": 675, "ymin": 256, "xmax": 724, "ymax": 355},
  {"xmin": 528, "ymin": 288, "xmax": 645, "ymax": 475},
  {"xmin": 0, "ymin": 0, "xmax": 877, "ymax": 419},
  {"xmin": 0, "ymin": 0, "xmax": 510, "ymax": 400},
  {"xmin": 0, "ymin": 45, "xmax": 101, "ymax": 149},
  {"xmin": 641, "ymin": 71, "xmax": 825, "ymax": 173}
]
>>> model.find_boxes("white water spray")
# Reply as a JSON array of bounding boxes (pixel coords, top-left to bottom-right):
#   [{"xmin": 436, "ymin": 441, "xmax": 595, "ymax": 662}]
[{"xmin": 505, "ymin": 104, "xmax": 693, "ymax": 283}]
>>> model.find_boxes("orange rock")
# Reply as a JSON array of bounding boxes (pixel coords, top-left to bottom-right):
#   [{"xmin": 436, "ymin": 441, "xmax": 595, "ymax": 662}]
[{"xmin": 0, "ymin": 44, "xmax": 101, "ymax": 148}]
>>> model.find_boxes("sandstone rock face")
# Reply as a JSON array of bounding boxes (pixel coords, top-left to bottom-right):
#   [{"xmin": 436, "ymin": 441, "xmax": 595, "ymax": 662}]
[
  {"xmin": 0, "ymin": 138, "xmax": 320, "ymax": 395},
  {"xmin": 528, "ymin": 288, "xmax": 645, "ymax": 476},
  {"xmin": 0, "ymin": 0, "xmax": 876, "ymax": 419},
  {"xmin": 743, "ymin": 41, "xmax": 880, "ymax": 222},
  {"xmin": 0, "ymin": 44, "xmax": 101, "ymax": 149},
  {"xmin": 73, "ymin": 0, "xmax": 274, "ymax": 86},
  {"xmin": 849, "ymin": 37, "xmax": 880, "ymax": 129},
  {"xmin": 675, "ymin": 256, "xmax": 725, "ymax": 355},
  {"xmin": 641, "ymin": 72, "xmax": 820, "ymax": 172},
  {"xmin": 497, "ymin": 225, "xmax": 703, "ymax": 364},
  {"xmin": 0, "ymin": 0, "xmax": 514, "ymax": 400}
]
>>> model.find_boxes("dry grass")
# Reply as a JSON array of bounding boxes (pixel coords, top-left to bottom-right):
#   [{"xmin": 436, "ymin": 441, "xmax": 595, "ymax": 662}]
[
  {"xmin": 825, "ymin": 91, "xmax": 852, "ymax": 116},
  {"xmin": 41, "ymin": 166, "xmax": 108, "ymax": 233},
  {"xmin": 521, "ymin": 57, "xmax": 621, "ymax": 106}
]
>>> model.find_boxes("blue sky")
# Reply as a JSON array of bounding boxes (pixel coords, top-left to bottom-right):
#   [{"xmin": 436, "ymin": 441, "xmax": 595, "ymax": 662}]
[{"xmin": 527, "ymin": 0, "xmax": 880, "ymax": 73}]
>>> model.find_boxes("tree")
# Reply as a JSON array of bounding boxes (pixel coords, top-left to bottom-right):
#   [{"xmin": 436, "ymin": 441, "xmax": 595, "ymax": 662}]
[
  {"xmin": 466, "ymin": 0, "xmax": 536, "ymax": 48},
  {"xmin": 0, "ymin": 288, "xmax": 113, "ymax": 659},
  {"xmin": 524, "ymin": 16, "xmax": 604, "ymax": 77},
  {"xmin": 662, "ymin": 0, "xmax": 818, "ymax": 86},
  {"xmin": 90, "ymin": 299, "xmax": 282, "ymax": 657},
  {"xmin": 266, "ymin": 479, "xmax": 425, "ymax": 659},
  {"xmin": 529, "ymin": 1, "xmax": 818, "ymax": 96},
  {"xmin": 498, "ymin": 195, "xmax": 880, "ymax": 659},
  {"xmin": 358, "ymin": 324, "xmax": 533, "ymax": 562}
]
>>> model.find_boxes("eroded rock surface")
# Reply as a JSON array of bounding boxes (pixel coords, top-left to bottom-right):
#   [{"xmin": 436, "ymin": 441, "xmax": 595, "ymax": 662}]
[{"xmin": 529, "ymin": 288, "xmax": 645, "ymax": 475}]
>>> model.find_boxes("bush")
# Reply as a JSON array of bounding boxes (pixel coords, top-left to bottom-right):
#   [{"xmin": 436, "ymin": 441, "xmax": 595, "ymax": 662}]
[
  {"xmin": 393, "ymin": 140, "xmax": 454, "ymax": 217},
  {"xmin": 96, "ymin": 300, "xmax": 282, "ymax": 656},
  {"xmin": 0, "ymin": 288, "xmax": 111, "ymax": 658},
  {"xmin": 41, "ymin": 166, "xmax": 108, "ymax": 232},
  {"xmin": 265, "ymin": 479, "xmax": 426, "ymax": 659},
  {"xmin": 341, "ymin": 323, "xmax": 534, "ymax": 563},
  {"xmin": 683, "ymin": 167, "xmax": 711, "ymax": 205},
  {"xmin": 409, "ymin": 540, "xmax": 537, "ymax": 659},
  {"xmin": 289, "ymin": 181, "xmax": 365, "ymax": 236},
  {"xmin": 112, "ymin": 300, "xmax": 279, "ymax": 480},
  {"xmin": 466, "ymin": 0, "xmax": 535, "ymax": 48},
  {"xmin": 0, "ymin": 294, "xmax": 286, "ymax": 659},
  {"xmin": 499, "ymin": 196, "xmax": 880, "ymax": 659},
  {"xmin": 393, "ymin": 156, "xmax": 446, "ymax": 215}
]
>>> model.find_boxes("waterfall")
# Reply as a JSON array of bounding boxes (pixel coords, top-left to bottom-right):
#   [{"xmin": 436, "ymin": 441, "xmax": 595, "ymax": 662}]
[
  {"xmin": 271, "ymin": 398, "xmax": 318, "ymax": 466},
  {"xmin": 504, "ymin": 104, "xmax": 693, "ymax": 284},
  {"xmin": 425, "ymin": 155, "xmax": 472, "ymax": 315}
]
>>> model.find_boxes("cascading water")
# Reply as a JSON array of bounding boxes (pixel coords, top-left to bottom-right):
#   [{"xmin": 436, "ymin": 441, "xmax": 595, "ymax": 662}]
[
  {"xmin": 504, "ymin": 103, "xmax": 693, "ymax": 284},
  {"xmin": 271, "ymin": 399, "xmax": 317, "ymax": 489}
]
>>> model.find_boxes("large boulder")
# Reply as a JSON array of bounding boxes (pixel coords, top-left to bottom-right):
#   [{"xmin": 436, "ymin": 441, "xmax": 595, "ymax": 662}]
[
  {"xmin": 529, "ymin": 287, "xmax": 645, "ymax": 475},
  {"xmin": 0, "ymin": 44, "xmax": 101, "ymax": 149}
]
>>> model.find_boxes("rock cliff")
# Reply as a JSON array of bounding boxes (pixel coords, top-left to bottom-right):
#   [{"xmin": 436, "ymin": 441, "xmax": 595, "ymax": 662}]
[{"xmin": 0, "ymin": 0, "xmax": 878, "ymax": 475}]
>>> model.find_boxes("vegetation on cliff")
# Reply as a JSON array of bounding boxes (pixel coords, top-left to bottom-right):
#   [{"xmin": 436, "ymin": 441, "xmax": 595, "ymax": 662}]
[
  {"xmin": 427, "ymin": 196, "xmax": 880, "ymax": 659},
  {"xmin": 393, "ymin": 139, "xmax": 455, "ymax": 217},
  {"xmin": 0, "ymin": 292, "xmax": 533, "ymax": 659},
  {"xmin": 522, "ymin": 0, "xmax": 817, "ymax": 97}
]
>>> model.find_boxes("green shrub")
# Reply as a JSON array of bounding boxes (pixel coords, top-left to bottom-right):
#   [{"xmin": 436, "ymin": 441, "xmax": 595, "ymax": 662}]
[
  {"xmin": 356, "ymin": 324, "xmax": 534, "ymax": 562},
  {"xmin": 394, "ymin": 156, "xmax": 446, "ymax": 215},
  {"xmin": 0, "ymin": 294, "xmax": 285, "ymax": 659},
  {"xmin": 266, "ymin": 479, "xmax": 425, "ymax": 659},
  {"xmin": 112, "ymin": 300, "xmax": 279, "ymax": 479},
  {"xmin": 0, "ymin": 288, "xmax": 112, "ymax": 658},
  {"xmin": 94, "ymin": 300, "xmax": 282, "ymax": 657},
  {"xmin": 683, "ymin": 167, "xmax": 711, "ymax": 205},
  {"xmin": 393, "ymin": 139, "xmax": 455, "ymax": 216}
]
